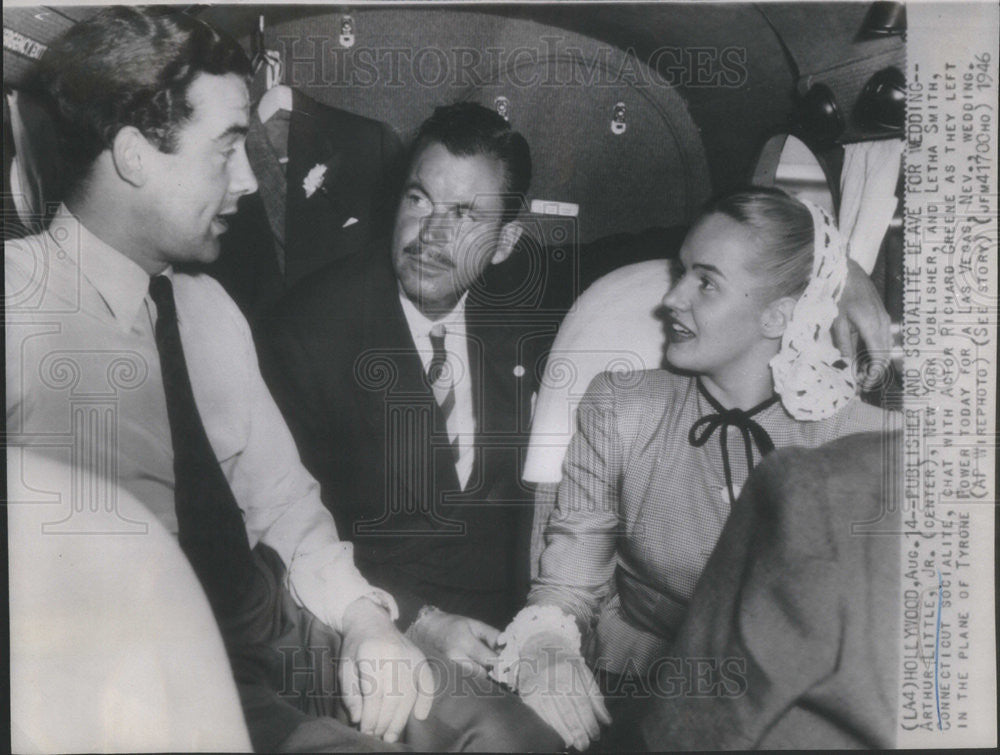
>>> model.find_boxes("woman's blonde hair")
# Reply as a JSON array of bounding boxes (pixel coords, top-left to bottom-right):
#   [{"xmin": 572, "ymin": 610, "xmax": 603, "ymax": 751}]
[{"xmin": 700, "ymin": 186, "xmax": 816, "ymax": 300}]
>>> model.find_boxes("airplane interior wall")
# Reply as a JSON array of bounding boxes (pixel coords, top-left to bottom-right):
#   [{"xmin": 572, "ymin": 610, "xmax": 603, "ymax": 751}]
[{"xmin": 209, "ymin": 6, "xmax": 713, "ymax": 243}]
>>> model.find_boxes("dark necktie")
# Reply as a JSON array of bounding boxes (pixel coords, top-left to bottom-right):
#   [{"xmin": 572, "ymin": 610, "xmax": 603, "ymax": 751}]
[
  {"xmin": 149, "ymin": 275, "xmax": 257, "ymax": 617},
  {"xmin": 688, "ymin": 379, "xmax": 778, "ymax": 506},
  {"xmin": 429, "ymin": 324, "xmax": 460, "ymax": 464}
]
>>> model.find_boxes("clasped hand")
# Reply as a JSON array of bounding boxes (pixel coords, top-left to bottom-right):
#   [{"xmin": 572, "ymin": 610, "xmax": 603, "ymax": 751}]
[
  {"xmin": 515, "ymin": 630, "xmax": 611, "ymax": 751},
  {"xmin": 408, "ymin": 610, "xmax": 610, "ymax": 749},
  {"xmin": 408, "ymin": 609, "xmax": 501, "ymax": 673},
  {"xmin": 339, "ymin": 597, "xmax": 435, "ymax": 743}
]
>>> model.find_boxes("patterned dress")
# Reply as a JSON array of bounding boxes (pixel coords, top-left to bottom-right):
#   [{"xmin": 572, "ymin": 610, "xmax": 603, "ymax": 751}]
[{"xmin": 528, "ymin": 369, "xmax": 899, "ymax": 677}]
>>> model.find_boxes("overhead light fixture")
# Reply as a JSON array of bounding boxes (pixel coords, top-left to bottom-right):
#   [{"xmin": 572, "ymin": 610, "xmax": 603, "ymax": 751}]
[
  {"xmin": 857, "ymin": 66, "xmax": 906, "ymax": 132},
  {"xmin": 861, "ymin": 2, "xmax": 907, "ymax": 37},
  {"xmin": 795, "ymin": 83, "xmax": 844, "ymax": 144}
]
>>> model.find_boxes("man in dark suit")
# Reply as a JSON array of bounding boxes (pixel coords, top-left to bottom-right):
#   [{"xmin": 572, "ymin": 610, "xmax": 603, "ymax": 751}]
[
  {"xmin": 262, "ymin": 102, "xmax": 551, "ymax": 669},
  {"xmin": 211, "ymin": 86, "xmax": 401, "ymax": 318}
]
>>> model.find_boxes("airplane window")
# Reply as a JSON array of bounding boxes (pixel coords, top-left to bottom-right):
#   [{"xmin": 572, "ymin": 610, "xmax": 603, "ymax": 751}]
[{"xmin": 752, "ymin": 133, "xmax": 835, "ymax": 214}]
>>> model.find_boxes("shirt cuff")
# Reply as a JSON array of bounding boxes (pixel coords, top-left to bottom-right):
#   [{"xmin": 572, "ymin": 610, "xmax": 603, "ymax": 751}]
[
  {"xmin": 284, "ymin": 540, "xmax": 399, "ymax": 633},
  {"xmin": 491, "ymin": 605, "xmax": 583, "ymax": 689}
]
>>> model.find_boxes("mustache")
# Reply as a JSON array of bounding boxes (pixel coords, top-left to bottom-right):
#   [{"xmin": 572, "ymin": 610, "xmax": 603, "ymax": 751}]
[{"xmin": 403, "ymin": 241, "xmax": 454, "ymax": 269}]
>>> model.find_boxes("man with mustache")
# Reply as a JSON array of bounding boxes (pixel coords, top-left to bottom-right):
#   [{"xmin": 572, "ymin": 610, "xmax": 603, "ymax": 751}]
[{"xmin": 262, "ymin": 103, "xmax": 548, "ymax": 671}]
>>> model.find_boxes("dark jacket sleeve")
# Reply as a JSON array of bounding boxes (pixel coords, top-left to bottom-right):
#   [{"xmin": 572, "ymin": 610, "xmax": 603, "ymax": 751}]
[{"xmin": 612, "ymin": 431, "xmax": 900, "ymax": 750}]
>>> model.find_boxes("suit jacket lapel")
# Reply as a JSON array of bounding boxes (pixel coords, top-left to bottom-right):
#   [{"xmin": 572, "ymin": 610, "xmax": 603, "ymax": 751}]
[
  {"xmin": 361, "ymin": 255, "xmax": 463, "ymax": 501},
  {"xmin": 359, "ymin": 252, "xmax": 419, "ymax": 428},
  {"xmin": 286, "ymin": 92, "xmax": 355, "ymax": 281},
  {"xmin": 465, "ymin": 297, "xmax": 519, "ymax": 494}
]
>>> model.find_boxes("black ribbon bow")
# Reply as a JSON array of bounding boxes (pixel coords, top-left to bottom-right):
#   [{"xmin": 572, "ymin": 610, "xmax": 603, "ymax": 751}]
[{"xmin": 688, "ymin": 380, "xmax": 778, "ymax": 506}]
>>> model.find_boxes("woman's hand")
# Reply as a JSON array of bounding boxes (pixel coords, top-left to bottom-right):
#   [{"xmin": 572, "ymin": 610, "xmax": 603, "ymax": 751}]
[{"xmin": 516, "ymin": 630, "xmax": 611, "ymax": 751}]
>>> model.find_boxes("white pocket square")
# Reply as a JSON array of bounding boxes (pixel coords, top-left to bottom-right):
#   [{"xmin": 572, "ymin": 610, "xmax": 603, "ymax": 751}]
[{"xmin": 342, "ymin": 217, "xmax": 359, "ymax": 228}]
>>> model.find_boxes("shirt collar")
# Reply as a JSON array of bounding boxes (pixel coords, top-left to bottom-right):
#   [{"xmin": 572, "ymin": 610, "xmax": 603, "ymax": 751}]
[
  {"xmin": 48, "ymin": 205, "xmax": 166, "ymax": 331},
  {"xmin": 398, "ymin": 287, "xmax": 467, "ymax": 339}
]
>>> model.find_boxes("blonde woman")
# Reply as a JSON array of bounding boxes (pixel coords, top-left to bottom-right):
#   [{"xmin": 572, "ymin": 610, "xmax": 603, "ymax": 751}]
[{"xmin": 494, "ymin": 187, "xmax": 899, "ymax": 750}]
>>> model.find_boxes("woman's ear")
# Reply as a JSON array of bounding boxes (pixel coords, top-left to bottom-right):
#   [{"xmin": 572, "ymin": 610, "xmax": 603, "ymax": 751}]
[{"xmin": 760, "ymin": 296, "xmax": 797, "ymax": 339}]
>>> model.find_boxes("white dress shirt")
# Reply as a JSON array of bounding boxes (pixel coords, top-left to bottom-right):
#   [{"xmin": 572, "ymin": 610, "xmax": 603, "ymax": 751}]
[
  {"xmin": 398, "ymin": 290, "xmax": 476, "ymax": 489},
  {"xmin": 5, "ymin": 206, "xmax": 397, "ymax": 632}
]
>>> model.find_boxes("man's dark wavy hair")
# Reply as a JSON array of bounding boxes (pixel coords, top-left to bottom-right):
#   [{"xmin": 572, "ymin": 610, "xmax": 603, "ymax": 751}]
[
  {"xmin": 412, "ymin": 102, "xmax": 532, "ymax": 223},
  {"xmin": 31, "ymin": 6, "xmax": 251, "ymax": 199}
]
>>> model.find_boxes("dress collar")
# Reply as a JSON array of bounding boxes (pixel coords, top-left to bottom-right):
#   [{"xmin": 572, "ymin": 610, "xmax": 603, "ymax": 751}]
[{"xmin": 688, "ymin": 378, "xmax": 780, "ymax": 506}]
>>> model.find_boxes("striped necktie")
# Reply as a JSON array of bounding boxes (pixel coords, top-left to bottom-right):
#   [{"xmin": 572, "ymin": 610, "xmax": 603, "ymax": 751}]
[{"xmin": 429, "ymin": 323, "xmax": 460, "ymax": 464}]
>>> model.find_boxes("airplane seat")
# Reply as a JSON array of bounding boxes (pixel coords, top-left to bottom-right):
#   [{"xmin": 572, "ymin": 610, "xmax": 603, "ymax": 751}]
[
  {"xmin": 481, "ymin": 223, "xmax": 687, "ymax": 315},
  {"xmin": 521, "ymin": 259, "xmax": 674, "ymax": 575},
  {"xmin": 8, "ymin": 448, "xmax": 252, "ymax": 753},
  {"xmin": 3, "ymin": 87, "xmax": 63, "ymax": 240},
  {"xmin": 576, "ymin": 225, "xmax": 689, "ymax": 294}
]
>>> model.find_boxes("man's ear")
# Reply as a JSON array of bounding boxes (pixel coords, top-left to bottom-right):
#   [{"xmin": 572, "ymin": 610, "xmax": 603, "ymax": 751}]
[
  {"xmin": 111, "ymin": 126, "xmax": 152, "ymax": 188},
  {"xmin": 490, "ymin": 221, "xmax": 524, "ymax": 266},
  {"xmin": 760, "ymin": 296, "xmax": 796, "ymax": 339}
]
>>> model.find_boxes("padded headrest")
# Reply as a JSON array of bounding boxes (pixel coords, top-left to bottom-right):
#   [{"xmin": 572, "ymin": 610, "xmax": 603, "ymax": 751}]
[{"xmin": 523, "ymin": 258, "xmax": 674, "ymax": 483}]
